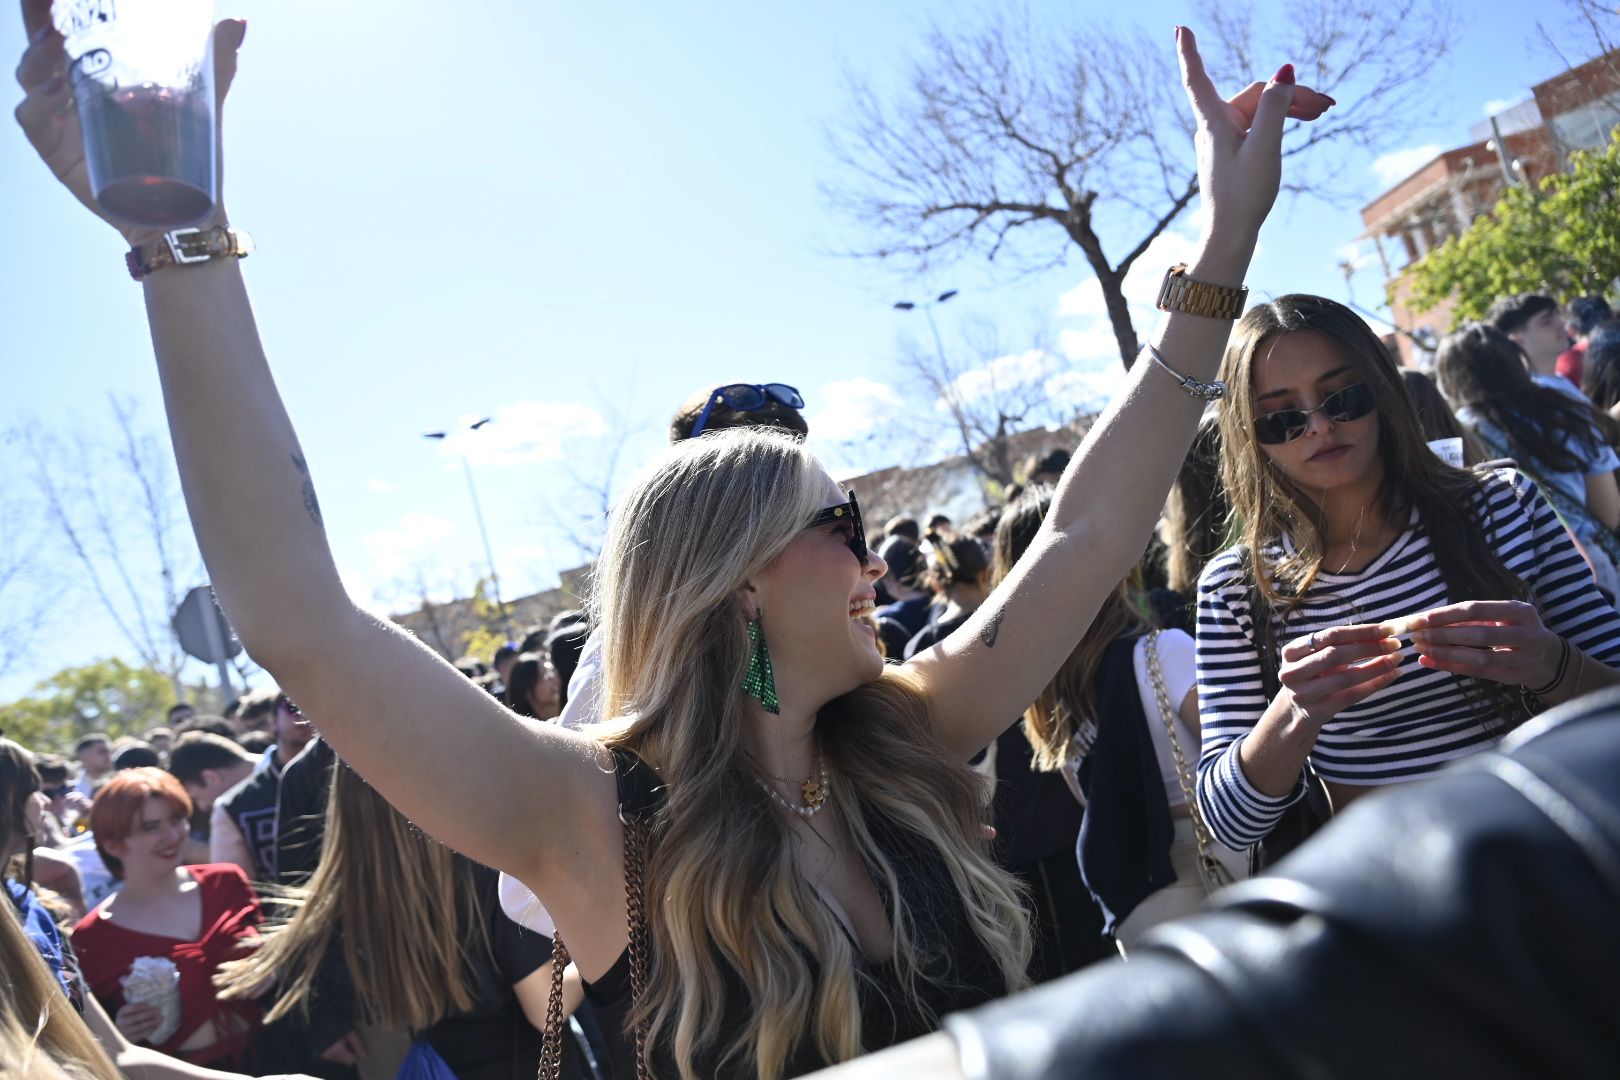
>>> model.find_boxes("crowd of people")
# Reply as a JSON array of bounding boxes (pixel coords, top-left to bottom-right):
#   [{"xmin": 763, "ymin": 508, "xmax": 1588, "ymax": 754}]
[{"xmin": 8, "ymin": 11, "xmax": 1620, "ymax": 1080}]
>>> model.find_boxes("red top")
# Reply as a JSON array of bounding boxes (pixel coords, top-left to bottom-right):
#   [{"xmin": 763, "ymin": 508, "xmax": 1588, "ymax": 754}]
[
  {"xmin": 1558, "ymin": 340, "xmax": 1588, "ymax": 386},
  {"xmin": 72, "ymin": 863, "xmax": 263, "ymax": 1065}
]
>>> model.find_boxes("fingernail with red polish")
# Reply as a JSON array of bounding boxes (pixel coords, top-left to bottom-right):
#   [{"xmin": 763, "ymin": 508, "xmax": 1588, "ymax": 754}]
[{"xmin": 1274, "ymin": 63, "xmax": 1295, "ymax": 85}]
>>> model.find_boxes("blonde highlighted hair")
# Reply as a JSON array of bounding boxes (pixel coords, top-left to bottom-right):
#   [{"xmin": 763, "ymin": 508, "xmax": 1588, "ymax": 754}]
[
  {"xmin": 587, "ymin": 428, "xmax": 1029, "ymax": 1079},
  {"xmin": 0, "ymin": 898, "xmax": 120, "ymax": 1080}
]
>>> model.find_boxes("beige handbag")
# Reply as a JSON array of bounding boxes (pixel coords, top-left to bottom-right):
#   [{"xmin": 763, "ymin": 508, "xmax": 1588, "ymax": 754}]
[{"xmin": 1145, "ymin": 630, "xmax": 1238, "ymax": 895}]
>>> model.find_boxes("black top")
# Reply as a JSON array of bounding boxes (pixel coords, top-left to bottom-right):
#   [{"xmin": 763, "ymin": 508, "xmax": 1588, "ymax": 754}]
[
  {"xmin": 275, "ymin": 737, "xmax": 337, "ymax": 886},
  {"xmin": 421, "ymin": 861, "xmax": 557, "ymax": 1080},
  {"xmin": 217, "ymin": 752, "xmax": 284, "ymax": 880},
  {"xmin": 902, "ymin": 610, "xmax": 970, "ymax": 660},
  {"xmin": 583, "ymin": 750, "xmax": 1008, "ymax": 1079}
]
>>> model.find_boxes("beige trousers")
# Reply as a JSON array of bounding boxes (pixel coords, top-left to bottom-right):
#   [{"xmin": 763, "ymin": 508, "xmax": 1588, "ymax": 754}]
[{"xmin": 1113, "ymin": 816, "xmax": 1247, "ymax": 955}]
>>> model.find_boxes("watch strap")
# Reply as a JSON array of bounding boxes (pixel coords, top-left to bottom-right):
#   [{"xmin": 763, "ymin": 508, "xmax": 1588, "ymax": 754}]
[
  {"xmin": 1155, "ymin": 263, "xmax": 1248, "ymax": 320},
  {"xmin": 127, "ymin": 226, "xmax": 254, "ymax": 281}
]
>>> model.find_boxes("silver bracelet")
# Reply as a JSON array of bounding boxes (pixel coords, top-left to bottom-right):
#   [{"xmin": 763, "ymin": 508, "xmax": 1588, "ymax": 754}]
[{"xmin": 1144, "ymin": 343, "xmax": 1226, "ymax": 401}]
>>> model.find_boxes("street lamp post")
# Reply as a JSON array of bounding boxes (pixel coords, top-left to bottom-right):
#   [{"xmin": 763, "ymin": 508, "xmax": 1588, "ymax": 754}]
[
  {"xmin": 893, "ymin": 289, "xmax": 959, "ymax": 368},
  {"xmin": 423, "ymin": 418, "xmax": 514, "ymax": 640}
]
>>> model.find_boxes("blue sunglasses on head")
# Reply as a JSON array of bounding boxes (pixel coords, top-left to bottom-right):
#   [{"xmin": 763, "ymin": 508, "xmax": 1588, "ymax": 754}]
[{"xmin": 689, "ymin": 383, "xmax": 805, "ymax": 438}]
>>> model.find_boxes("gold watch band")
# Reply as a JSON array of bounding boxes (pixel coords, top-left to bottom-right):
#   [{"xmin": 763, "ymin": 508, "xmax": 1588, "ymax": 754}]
[
  {"xmin": 1155, "ymin": 263, "xmax": 1248, "ymax": 320},
  {"xmin": 127, "ymin": 226, "xmax": 255, "ymax": 281}
]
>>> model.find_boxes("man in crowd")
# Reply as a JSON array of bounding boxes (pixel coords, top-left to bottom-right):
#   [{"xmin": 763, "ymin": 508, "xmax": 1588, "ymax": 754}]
[
  {"xmin": 167, "ymin": 732, "xmax": 259, "ymax": 866},
  {"xmin": 1488, "ymin": 293, "xmax": 1578, "ymax": 392},
  {"xmin": 231, "ymin": 687, "xmax": 280, "ymax": 740},
  {"xmin": 70, "ymin": 733, "xmax": 112, "ymax": 798},
  {"xmin": 209, "ymin": 692, "xmax": 314, "ymax": 880},
  {"xmin": 1558, "ymin": 295, "xmax": 1614, "ymax": 386}
]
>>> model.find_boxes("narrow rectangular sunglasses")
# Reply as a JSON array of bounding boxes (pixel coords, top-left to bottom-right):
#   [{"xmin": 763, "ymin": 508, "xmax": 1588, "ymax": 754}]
[
  {"xmin": 1253, "ymin": 383, "xmax": 1375, "ymax": 445},
  {"xmin": 806, "ymin": 489, "xmax": 868, "ymax": 564}
]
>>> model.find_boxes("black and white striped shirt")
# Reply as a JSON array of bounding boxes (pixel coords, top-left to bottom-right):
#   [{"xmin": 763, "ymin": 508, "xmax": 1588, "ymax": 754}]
[{"xmin": 1194, "ymin": 468, "xmax": 1620, "ymax": 850}]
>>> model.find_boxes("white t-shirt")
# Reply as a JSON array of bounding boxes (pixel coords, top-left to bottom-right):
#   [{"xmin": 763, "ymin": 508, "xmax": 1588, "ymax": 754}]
[
  {"xmin": 60, "ymin": 833, "xmax": 118, "ymax": 908},
  {"xmin": 1130, "ymin": 630, "xmax": 1199, "ymax": 808}
]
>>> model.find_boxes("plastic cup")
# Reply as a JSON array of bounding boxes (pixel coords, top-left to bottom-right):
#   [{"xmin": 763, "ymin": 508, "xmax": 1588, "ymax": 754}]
[
  {"xmin": 1426, "ymin": 437, "xmax": 1464, "ymax": 468},
  {"xmin": 54, "ymin": 0, "xmax": 217, "ymax": 229}
]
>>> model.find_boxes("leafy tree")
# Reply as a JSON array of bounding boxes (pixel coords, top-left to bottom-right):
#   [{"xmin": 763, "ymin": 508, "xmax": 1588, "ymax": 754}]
[
  {"xmin": 1, "ymin": 658, "xmax": 176, "ymax": 753},
  {"xmin": 1405, "ymin": 131, "xmax": 1620, "ymax": 324},
  {"xmin": 826, "ymin": 3, "xmax": 1458, "ymax": 369}
]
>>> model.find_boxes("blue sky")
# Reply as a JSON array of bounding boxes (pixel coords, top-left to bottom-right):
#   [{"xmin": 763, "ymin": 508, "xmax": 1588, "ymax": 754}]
[{"xmin": 0, "ymin": 0, "xmax": 1601, "ymax": 702}]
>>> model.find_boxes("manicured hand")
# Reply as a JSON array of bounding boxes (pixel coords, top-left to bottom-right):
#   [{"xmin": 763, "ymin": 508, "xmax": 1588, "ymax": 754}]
[
  {"xmin": 1277, "ymin": 623, "xmax": 1403, "ymax": 725},
  {"xmin": 1406, "ymin": 600, "xmax": 1563, "ymax": 687},
  {"xmin": 14, "ymin": 0, "xmax": 245, "ymax": 243},
  {"xmin": 114, "ymin": 1000, "xmax": 163, "ymax": 1044},
  {"xmin": 1175, "ymin": 27, "xmax": 1336, "ymax": 245}
]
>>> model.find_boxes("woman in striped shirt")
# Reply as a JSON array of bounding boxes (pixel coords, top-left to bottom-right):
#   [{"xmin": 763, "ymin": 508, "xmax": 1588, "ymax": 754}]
[{"xmin": 1194, "ymin": 295, "xmax": 1620, "ymax": 851}]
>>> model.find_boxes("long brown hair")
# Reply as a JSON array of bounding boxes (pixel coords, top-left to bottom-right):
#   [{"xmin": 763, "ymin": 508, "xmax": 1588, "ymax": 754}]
[
  {"xmin": 589, "ymin": 428, "xmax": 1029, "ymax": 1079},
  {"xmin": 1217, "ymin": 295, "xmax": 1532, "ymax": 731},
  {"xmin": 1162, "ymin": 415, "xmax": 1231, "ymax": 594},
  {"xmin": 992, "ymin": 486, "xmax": 1150, "ymax": 772},
  {"xmin": 216, "ymin": 763, "xmax": 492, "ymax": 1031}
]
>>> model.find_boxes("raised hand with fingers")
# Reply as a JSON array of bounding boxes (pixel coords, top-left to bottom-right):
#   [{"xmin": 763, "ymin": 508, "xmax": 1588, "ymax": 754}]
[
  {"xmin": 1174, "ymin": 26, "xmax": 1335, "ymax": 247},
  {"xmin": 1407, "ymin": 601, "xmax": 1565, "ymax": 690}
]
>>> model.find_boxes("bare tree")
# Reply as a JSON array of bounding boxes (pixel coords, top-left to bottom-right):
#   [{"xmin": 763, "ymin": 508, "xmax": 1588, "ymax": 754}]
[
  {"xmin": 826, "ymin": 3, "xmax": 1459, "ymax": 369},
  {"xmin": 1535, "ymin": 1, "xmax": 1620, "ymax": 126},
  {"xmin": 0, "ymin": 434, "xmax": 58, "ymax": 679},
  {"xmin": 20, "ymin": 397, "xmax": 202, "ymax": 692}
]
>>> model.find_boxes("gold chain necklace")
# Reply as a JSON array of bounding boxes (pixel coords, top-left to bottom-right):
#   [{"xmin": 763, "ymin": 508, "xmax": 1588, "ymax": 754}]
[{"xmin": 752, "ymin": 750, "xmax": 830, "ymax": 818}]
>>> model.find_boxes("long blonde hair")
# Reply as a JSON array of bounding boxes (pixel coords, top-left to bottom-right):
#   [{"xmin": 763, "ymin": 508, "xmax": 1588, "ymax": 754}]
[
  {"xmin": 0, "ymin": 897, "xmax": 120, "ymax": 1080},
  {"xmin": 992, "ymin": 486, "xmax": 1149, "ymax": 772},
  {"xmin": 215, "ymin": 763, "xmax": 491, "ymax": 1030},
  {"xmin": 588, "ymin": 428, "xmax": 1029, "ymax": 1079}
]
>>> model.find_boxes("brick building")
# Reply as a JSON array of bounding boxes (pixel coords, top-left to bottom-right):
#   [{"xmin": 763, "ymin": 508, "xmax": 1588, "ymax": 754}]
[{"xmin": 1358, "ymin": 48, "xmax": 1620, "ymax": 364}]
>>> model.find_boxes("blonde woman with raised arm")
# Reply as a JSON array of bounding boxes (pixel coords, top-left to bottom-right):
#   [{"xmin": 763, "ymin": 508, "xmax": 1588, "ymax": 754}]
[{"xmin": 15, "ymin": 9, "xmax": 1332, "ymax": 1077}]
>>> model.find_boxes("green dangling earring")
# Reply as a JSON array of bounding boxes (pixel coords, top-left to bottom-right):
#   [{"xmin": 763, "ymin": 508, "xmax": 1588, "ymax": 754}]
[{"xmin": 743, "ymin": 611, "xmax": 781, "ymax": 715}]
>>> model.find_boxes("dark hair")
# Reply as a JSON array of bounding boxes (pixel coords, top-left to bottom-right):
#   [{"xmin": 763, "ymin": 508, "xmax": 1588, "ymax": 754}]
[
  {"xmin": 453, "ymin": 656, "xmax": 488, "ymax": 680},
  {"xmin": 1025, "ymin": 448, "xmax": 1070, "ymax": 479},
  {"xmin": 166, "ymin": 703, "xmax": 195, "ymax": 721},
  {"xmin": 235, "ymin": 688, "xmax": 280, "ymax": 726},
  {"xmin": 1219, "ymin": 295, "xmax": 1534, "ymax": 734},
  {"xmin": 112, "ymin": 742, "xmax": 161, "ymax": 771},
  {"xmin": 503, "ymin": 654, "xmax": 556, "ymax": 719},
  {"xmin": 1582, "ymin": 321, "xmax": 1620, "ymax": 412},
  {"xmin": 1434, "ymin": 323, "xmax": 1610, "ymax": 474},
  {"xmin": 878, "ymin": 535, "xmax": 926, "ymax": 591},
  {"xmin": 238, "ymin": 731, "xmax": 276, "ymax": 755},
  {"xmin": 963, "ymin": 507, "xmax": 1001, "ymax": 539},
  {"xmin": 926, "ymin": 514, "xmax": 953, "ymax": 530},
  {"xmin": 167, "ymin": 732, "xmax": 256, "ymax": 785},
  {"xmin": 0, "ymin": 739, "xmax": 41, "ymax": 863},
  {"xmin": 883, "ymin": 516, "xmax": 921, "ymax": 543},
  {"xmin": 924, "ymin": 532, "xmax": 988, "ymax": 589},
  {"xmin": 668, "ymin": 385, "xmax": 810, "ymax": 443},
  {"xmin": 174, "ymin": 715, "xmax": 237, "ymax": 741},
  {"xmin": 74, "ymin": 733, "xmax": 110, "ymax": 756},
  {"xmin": 1397, "ymin": 369, "xmax": 1488, "ymax": 467},
  {"xmin": 492, "ymin": 643, "xmax": 520, "ymax": 667},
  {"xmin": 1569, "ymin": 296, "xmax": 1614, "ymax": 337},
  {"xmin": 1163, "ymin": 413, "xmax": 1229, "ymax": 593},
  {"xmin": 34, "ymin": 756, "xmax": 69, "ymax": 787},
  {"xmin": 1485, "ymin": 293, "xmax": 1559, "ymax": 338},
  {"xmin": 517, "ymin": 626, "xmax": 548, "ymax": 655},
  {"xmin": 546, "ymin": 621, "xmax": 591, "ymax": 710},
  {"xmin": 143, "ymin": 726, "xmax": 173, "ymax": 744}
]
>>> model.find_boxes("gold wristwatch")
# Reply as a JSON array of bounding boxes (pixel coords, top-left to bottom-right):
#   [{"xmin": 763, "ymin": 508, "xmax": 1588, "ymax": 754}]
[
  {"xmin": 127, "ymin": 226, "xmax": 254, "ymax": 281},
  {"xmin": 1155, "ymin": 263, "xmax": 1247, "ymax": 320}
]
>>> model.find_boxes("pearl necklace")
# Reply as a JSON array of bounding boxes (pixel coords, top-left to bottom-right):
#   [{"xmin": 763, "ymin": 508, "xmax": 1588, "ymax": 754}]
[{"xmin": 755, "ymin": 761, "xmax": 831, "ymax": 818}]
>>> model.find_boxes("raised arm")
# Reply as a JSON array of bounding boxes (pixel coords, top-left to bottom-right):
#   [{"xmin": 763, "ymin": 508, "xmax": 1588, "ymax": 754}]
[
  {"xmin": 14, "ymin": 6, "xmax": 619, "ymax": 931},
  {"xmin": 907, "ymin": 31, "xmax": 1334, "ymax": 758}
]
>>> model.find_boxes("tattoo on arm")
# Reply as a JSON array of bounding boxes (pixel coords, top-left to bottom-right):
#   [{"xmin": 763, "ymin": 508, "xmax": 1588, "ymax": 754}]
[
  {"xmin": 979, "ymin": 606, "xmax": 1005, "ymax": 649},
  {"xmin": 291, "ymin": 453, "xmax": 324, "ymax": 528}
]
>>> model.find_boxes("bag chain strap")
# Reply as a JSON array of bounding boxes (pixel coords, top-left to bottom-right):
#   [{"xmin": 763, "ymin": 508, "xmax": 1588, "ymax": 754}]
[
  {"xmin": 540, "ymin": 812, "xmax": 654, "ymax": 1080},
  {"xmin": 1145, "ymin": 630, "xmax": 1234, "ymax": 894}
]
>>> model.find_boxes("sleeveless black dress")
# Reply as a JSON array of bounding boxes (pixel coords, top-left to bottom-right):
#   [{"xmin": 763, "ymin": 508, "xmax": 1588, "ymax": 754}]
[{"xmin": 581, "ymin": 750, "xmax": 1009, "ymax": 1079}]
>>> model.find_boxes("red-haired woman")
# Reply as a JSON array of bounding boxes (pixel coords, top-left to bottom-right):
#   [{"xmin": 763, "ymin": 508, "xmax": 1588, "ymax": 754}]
[{"xmin": 70, "ymin": 768, "xmax": 264, "ymax": 1068}]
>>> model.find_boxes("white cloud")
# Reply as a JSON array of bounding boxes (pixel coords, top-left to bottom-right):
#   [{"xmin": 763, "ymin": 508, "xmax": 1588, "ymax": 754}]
[
  {"xmin": 1055, "ymin": 228, "xmax": 1203, "ymax": 320},
  {"xmin": 367, "ymin": 478, "xmax": 395, "ymax": 494},
  {"xmin": 432, "ymin": 401, "xmax": 608, "ymax": 466},
  {"xmin": 1482, "ymin": 97, "xmax": 1518, "ymax": 117},
  {"xmin": 946, "ymin": 349, "xmax": 1059, "ymax": 407},
  {"xmin": 806, "ymin": 377, "xmax": 907, "ymax": 443},
  {"xmin": 1370, "ymin": 144, "xmax": 1443, "ymax": 188},
  {"xmin": 356, "ymin": 511, "xmax": 458, "ymax": 595},
  {"xmin": 1058, "ymin": 323, "xmax": 1120, "ymax": 364}
]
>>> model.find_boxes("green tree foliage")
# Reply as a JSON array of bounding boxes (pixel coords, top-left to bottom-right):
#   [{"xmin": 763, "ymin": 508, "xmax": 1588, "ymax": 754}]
[
  {"xmin": 1406, "ymin": 131, "xmax": 1620, "ymax": 324},
  {"xmin": 0, "ymin": 658, "xmax": 176, "ymax": 753}
]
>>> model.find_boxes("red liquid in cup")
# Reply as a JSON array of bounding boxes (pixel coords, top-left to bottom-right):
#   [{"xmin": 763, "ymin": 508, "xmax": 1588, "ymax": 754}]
[{"xmin": 79, "ymin": 86, "xmax": 215, "ymax": 228}]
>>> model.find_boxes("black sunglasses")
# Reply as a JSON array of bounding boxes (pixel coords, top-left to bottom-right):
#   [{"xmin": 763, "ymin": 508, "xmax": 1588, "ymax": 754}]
[
  {"xmin": 689, "ymin": 383, "xmax": 805, "ymax": 438},
  {"xmin": 42, "ymin": 785, "xmax": 71, "ymax": 799},
  {"xmin": 1253, "ymin": 383, "xmax": 1376, "ymax": 445},
  {"xmin": 806, "ymin": 489, "xmax": 867, "ymax": 564}
]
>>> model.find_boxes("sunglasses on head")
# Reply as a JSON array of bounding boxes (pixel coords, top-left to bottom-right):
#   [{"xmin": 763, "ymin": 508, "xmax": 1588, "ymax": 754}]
[
  {"xmin": 1253, "ymin": 383, "xmax": 1376, "ymax": 445},
  {"xmin": 806, "ymin": 488, "xmax": 867, "ymax": 564},
  {"xmin": 689, "ymin": 383, "xmax": 805, "ymax": 439}
]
